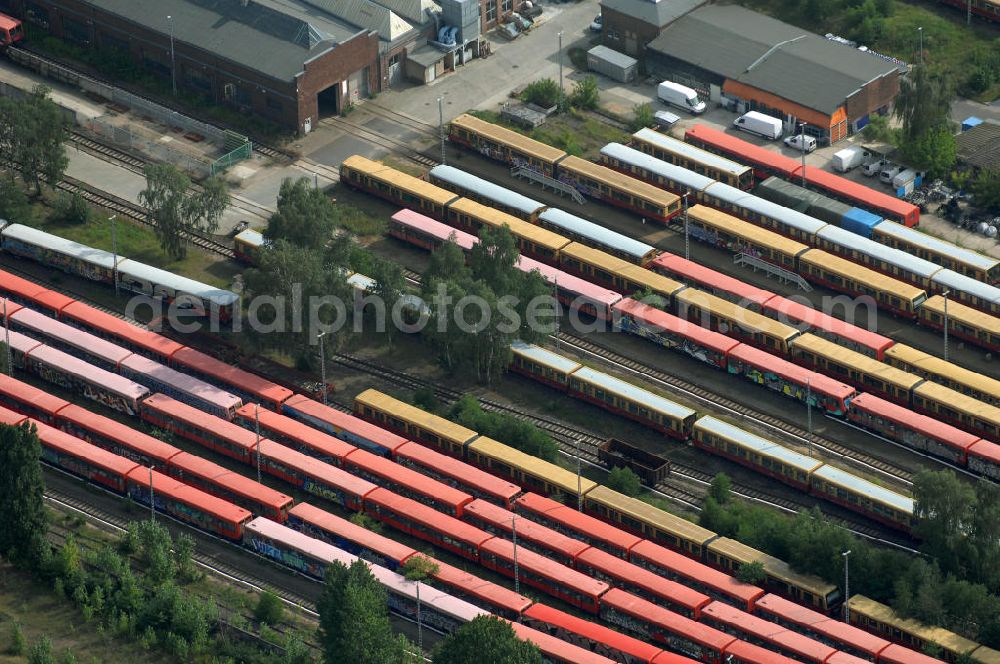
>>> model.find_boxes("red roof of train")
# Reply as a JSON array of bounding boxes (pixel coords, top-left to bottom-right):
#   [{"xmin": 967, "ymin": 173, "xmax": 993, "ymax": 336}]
[
  {"xmin": 755, "ymin": 593, "xmax": 890, "ymax": 657},
  {"xmin": 508, "ymin": 621, "xmax": 619, "ymax": 664},
  {"xmin": 728, "ymin": 344, "xmax": 856, "ymax": 399},
  {"xmin": 142, "ymin": 394, "xmax": 257, "ymax": 450},
  {"xmin": 171, "ymin": 347, "xmax": 292, "ymax": 405},
  {"xmin": 0, "ymin": 373, "xmax": 70, "ymax": 417},
  {"xmin": 169, "ymin": 451, "xmax": 292, "ymax": 509},
  {"xmin": 797, "ymin": 165, "xmax": 919, "ymax": 223},
  {"xmin": 58, "ymin": 403, "xmax": 182, "ymax": 465},
  {"xmin": 515, "ymin": 492, "xmax": 643, "ymax": 553},
  {"xmin": 429, "ymin": 556, "xmax": 533, "ymax": 616},
  {"xmin": 365, "ymin": 487, "xmax": 493, "ymax": 549},
  {"xmin": 127, "ymin": 467, "xmax": 252, "ymax": 523},
  {"xmin": 238, "ymin": 404, "xmax": 356, "ymax": 462},
  {"xmin": 850, "ymin": 393, "xmax": 981, "ymax": 453},
  {"xmin": 722, "ymin": 640, "xmax": 801, "ymax": 664},
  {"xmin": 878, "ymin": 643, "xmax": 946, "ymax": 664},
  {"xmin": 283, "ymin": 394, "xmax": 408, "ymax": 454},
  {"xmin": 684, "ymin": 125, "xmax": 800, "ymax": 176},
  {"xmin": 0, "ymin": 272, "xmax": 75, "ymax": 314},
  {"xmin": 612, "ymin": 298, "xmax": 741, "ymax": 355},
  {"xmin": 288, "ymin": 502, "xmax": 416, "ymax": 563},
  {"xmin": 35, "ymin": 420, "xmax": 140, "ymax": 477},
  {"xmin": 0, "ymin": 404, "xmax": 28, "ymax": 425},
  {"xmin": 577, "ymin": 547, "xmax": 710, "ymax": 613},
  {"xmin": 391, "ymin": 208, "xmax": 478, "ymax": 248},
  {"xmin": 651, "ymin": 253, "xmax": 775, "ymax": 306},
  {"xmin": 482, "ymin": 537, "xmax": 609, "ymax": 597},
  {"xmin": 524, "ymin": 603, "xmax": 666, "ymax": 662},
  {"xmin": 601, "ymin": 588, "xmax": 737, "ymax": 651},
  {"xmin": 344, "ymin": 448, "xmax": 472, "ymax": 513},
  {"xmin": 395, "ymin": 443, "xmax": 522, "ymax": 504},
  {"xmin": 461, "ymin": 499, "xmax": 589, "ymax": 560},
  {"xmin": 702, "ymin": 601, "xmax": 837, "ymax": 662},
  {"xmin": 761, "ymin": 296, "xmax": 894, "ymax": 357},
  {"xmin": 969, "ymin": 439, "xmax": 1000, "ymax": 465},
  {"xmin": 629, "ymin": 539, "xmax": 764, "ymax": 606},
  {"xmin": 58, "ymin": 301, "xmax": 184, "ymax": 358},
  {"xmin": 518, "ymin": 256, "xmax": 623, "ymax": 306},
  {"xmin": 261, "ymin": 441, "xmax": 379, "ymax": 498}
]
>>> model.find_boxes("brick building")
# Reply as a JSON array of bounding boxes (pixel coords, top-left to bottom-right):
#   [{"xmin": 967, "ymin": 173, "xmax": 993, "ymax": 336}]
[
  {"xmin": 645, "ymin": 5, "xmax": 902, "ymax": 144},
  {"xmin": 599, "ymin": 0, "xmax": 705, "ymax": 57}
]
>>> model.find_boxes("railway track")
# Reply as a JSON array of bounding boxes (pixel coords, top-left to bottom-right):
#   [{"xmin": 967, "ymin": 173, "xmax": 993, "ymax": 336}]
[{"xmin": 321, "ymin": 115, "xmax": 438, "ymax": 170}]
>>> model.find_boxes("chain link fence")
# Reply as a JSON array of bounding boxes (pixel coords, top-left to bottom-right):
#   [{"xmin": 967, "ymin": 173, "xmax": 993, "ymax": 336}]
[{"xmin": 86, "ymin": 117, "xmax": 212, "ymax": 178}]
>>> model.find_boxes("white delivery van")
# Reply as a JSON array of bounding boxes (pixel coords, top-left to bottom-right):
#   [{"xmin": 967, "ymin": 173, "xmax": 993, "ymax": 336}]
[
  {"xmin": 732, "ymin": 111, "xmax": 782, "ymax": 140},
  {"xmin": 879, "ymin": 163, "xmax": 902, "ymax": 184},
  {"xmin": 832, "ymin": 146, "xmax": 871, "ymax": 172},
  {"xmin": 862, "ymin": 158, "xmax": 885, "ymax": 177},
  {"xmin": 657, "ymin": 81, "xmax": 706, "ymax": 114}
]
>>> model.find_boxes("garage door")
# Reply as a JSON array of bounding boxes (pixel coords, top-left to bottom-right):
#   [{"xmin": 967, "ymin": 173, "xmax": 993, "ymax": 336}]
[{"xmin": 347, "ymin": 67, "xmax": 370, "ymax": 103}]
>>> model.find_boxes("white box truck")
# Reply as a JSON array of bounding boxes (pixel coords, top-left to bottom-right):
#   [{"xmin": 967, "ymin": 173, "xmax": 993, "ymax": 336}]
[
  {"xmin": 892, "ymin": 168, "xmax": 920, "ymax": 190},
  {"xmin": 657, "ymin": 81, "xmax": 706, "ymax": 114},
  {"xmin": 732, "ymin": 111, "xmax": 782, "ymax": 140},
  {"xmin": 832, "ymin": 146, "xmax": 871, "ymax": 172}
]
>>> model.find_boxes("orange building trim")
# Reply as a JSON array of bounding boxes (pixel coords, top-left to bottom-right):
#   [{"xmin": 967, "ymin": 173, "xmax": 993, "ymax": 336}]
[{"xmin": 722, "ymin": 79, "xmax": 845, "ymax": 130}]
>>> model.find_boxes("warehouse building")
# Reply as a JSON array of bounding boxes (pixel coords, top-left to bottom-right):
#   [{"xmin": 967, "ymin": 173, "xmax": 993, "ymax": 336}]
[
  {"xmin": 645, "ymin": 5, "xmax": 901, "ymax": 144},
  {"xmin": 956, "ymin": 119, "xmax": 1000, "ymax": 171},
  {"xmin": 599, "ymin": 0, "xmax": 705, "ymax": 57}
]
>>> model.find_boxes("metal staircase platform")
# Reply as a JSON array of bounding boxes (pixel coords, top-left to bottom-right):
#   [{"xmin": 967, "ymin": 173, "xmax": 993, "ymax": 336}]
[
  {"xmin": 510, "ymin": 167, "xmax": 585, "ymax": 205},
  {"xmin": 734, "ymin": 252, "xmax": 812, "ymax": 292}
]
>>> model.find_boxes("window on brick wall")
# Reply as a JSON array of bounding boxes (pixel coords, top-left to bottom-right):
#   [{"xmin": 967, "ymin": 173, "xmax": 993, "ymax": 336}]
[
  {"xmin": 487, "ymin": 0, "xmax": 497, "ymax": 23},
  {"xmin": 389, "ymin": 53, "xmax": 401, "ymax": 67},
  {"xmin": 502, "ymin": 0, "xmax": 512, "ymax": 13}
]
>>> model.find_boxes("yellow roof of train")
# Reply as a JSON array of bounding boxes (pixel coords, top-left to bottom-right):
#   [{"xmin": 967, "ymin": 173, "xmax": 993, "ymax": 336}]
[
  {"xmin": 616, "ymin": 264, "xmax": 686, "ymax": 298},
  {"xmin": 886, "ymin": 344, "xmax": 1000, "ymax": 399},
  {"xmin": 467, "ymin": 436, "xmax": 598, "ymax": 496},
  {"xmin": 922, "ymin": 294, "xmax": 1000, "ymax": 330},
  {"xmin": 450, "ymin": 113, "xmax": 567, "ymax": 164},
  {"xmin": 354, "ymin": 388, "xmax": 478, "ymax": 446},
  {"xmin": 791, "ymin": 334, "xmax": 923, "ymax": 391},
  {"xmin": 687, "ymin": 205, "xmax": 810, "ymax": 256},
  {"xmin": 560, "ymin": 241, "xmax": 636, "ymax": 272},
  {"xmin": 799, "ymin": 249, "xmax": 926, "ymax": 301},
  {"xmin": 676, "ymin": 288, "xmax": 800, "ymax": 340},
  {"xmin": 586, "ymin": 485, "xmax": 717, "ymax": 544},
  {"xmin": 913, "ymin": 381, "xmax": 1000, "ymax": 427},
  {"xmin": 558, "ymin": 155, "xmax": 680, "ymax": 207},
  {"xmin": 448, "ymin": 198, "xmax": 570, "ymax": 252},
  {"xmin": 708, "ymin": 537, "xmax": 837, "ymax": 594},
  {"xmin": 342, "ymin": 155, "xmax": 457, "ymax": 206},
  {"xmin": 847, "ymin": 595, "xmax": 981, "ymax": 656}
]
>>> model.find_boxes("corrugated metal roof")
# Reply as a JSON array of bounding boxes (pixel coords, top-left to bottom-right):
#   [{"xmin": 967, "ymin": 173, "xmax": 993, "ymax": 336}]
[
  {"xmin": 538, "ymin": 206, "xmax": 654, "ymax": 262},
  {"xmin": 571, "ymin": 366, "xmax": 696, "ymax": 420},
  {"xmin": 647, "ymin": 4, "xmax": 898, "ymax": 115},
  {"xmin": 306, "ymin": 0, "xmax": 414, "ymax": 41},
  {"xmin": 931, "ymin": 269, "xmax": 1000, "ymax": 305},
  {"xmin": 587, "ymin": 45, "xmax": 638, "ymax": 70},
  {"xmin": 599, "ymin": 0, "xmax": 705, "ymax": 28},
  {"xmin": 817, "ymin": 226, "xmax": 943, "ymax": 280},
  {"xmin": 370, "ymin": 0, "xmax": 438, "ymax": 25},
  {"xmin": 511, "ymin": 341, "xmax": 582, "ymax": 374},
  {"xmin": 429, "ymin": 165, "xmax": 544, "ymax": 216},
  {"xmin": 696, "ymin": 416, "xmax": 823, "ymax": 473},
  {"xmin": 956, "ymin": 119, "xmax": 1000, "ymax": 170}
]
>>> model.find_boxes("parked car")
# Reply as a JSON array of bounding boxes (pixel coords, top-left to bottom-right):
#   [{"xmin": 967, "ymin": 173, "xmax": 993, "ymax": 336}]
[
  {"xmin": 590, "ymin": 14, "xmax": 602, "ymax": 31},
  {"xmin": 784, "ymin": 134, "xmax": 817, "ymax": 153}
]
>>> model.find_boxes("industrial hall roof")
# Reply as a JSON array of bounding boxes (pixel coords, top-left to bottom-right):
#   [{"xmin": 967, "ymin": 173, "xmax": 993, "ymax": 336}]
[
  {"xmin": 647, "ymin": 4, "xmax": 899, "ymax": 115},
  {"xmin": 599, "ymin": 0, "xmax": 705, "ymax": 29},
  {"xmin": 86, "ymin": 0, "xmax": 364, "ymax": 81},
  {"xmin": 956, "ymin": 119, "xmax": 1000, "ymax": 170}
]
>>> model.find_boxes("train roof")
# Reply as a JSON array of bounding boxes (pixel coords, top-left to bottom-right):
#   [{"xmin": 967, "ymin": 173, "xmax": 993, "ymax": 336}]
[
  {"xmin": 930, "ymin": 269, "xmax": 1000, "ymax": 305},
  {"xmin": 694, "ymin": 416, "xmax": 823, "ymax": 474},
  {"xmin": 969, "ymin": 439, "xmax": 1000, "ymax": 465},
  {"xmin": 601, "ymin": 141, "xmax": 717, "ymax": 191},
  {"xmin": 685, "ymin": 204, "xmax": 811, "ymax": 257},
  {"xmin": 631, "ymin": 128, "xmax": 750, "ymax": 177},
  {"xmin": 116, "ymin": 259, "xmax": 239, "ymax": 306},
  {"xmin": 559, "ymin": 155, "xmax": 681, "ymax": 207},
  {"xmin": 31, "ymin": 344, "xmax": 151, "ymax": 400},
  {"xmin": 58, "ymin": 301, "xmax": 185, "ymax": 358},
  {"xmin": 755, "ymin": 593, "xmax": 891, "ymax": 656},
  {"xmin": 792, "ymin": 334, "xmax": 924, "ymax": 391},
  {"xmin": 817, "ymin": 225, "xmax": 943, "ymax": 280},
  {"xmin": 449, "ymin": 198, "xmax": 571, "ymax": 251},
  {"xmin": 508, "ymin": 621, "xmax": 620, "ymax": 664},
  {"xmin": 34, "ymin": 420, "xmax": 141, "ymax": 477},
  {"xmin": 429, "ymin": 556, "xmax": 534, "ymax": 615},
  {"xmin": 288, "ymin": 502, "xmax": 416, "ymax": 564},
  {"xmin": 467, "ymin": 436, "xmax": 599, "ymax": 496},
  {"xmin": 601, "ymin": 588, "xmax": 737, "ymax": 650},
  {"xmin": 239, "ymin": 404, "xmax": 356, "ymax": 460},
  {"xmin": 481, "ymin": 537, "xmax": 610, "ymax": 596},
  {"xmin": 132, "ymin": 467, "xmax": 253, "ymax": 523},
  {"xmin": 510, "ymin": 340, "xmax": 584, "ymax": 374},
  {"xmin": 616, "ymin": 264, "xmax": 686, "ymax": 298},
  {"xmin": 675, "ymin": 289, "xmax": 801, "ymax": 340},
  {"xmin": 517, "ymin": 491, "xmax": 643, "ymax": 551},
  {"xmin": 246, "ymin": 517, "xmax": 355, "ymax": 564},
  {"xmin": 170, "ymin": 451, "xmax": 293, "ymax": 507},
  {"xmin": 727, "ymin": 344, "xmax": 856, "ymax": 400},
  {"xmin": 391, "ymin": 208, "xmax": 479, "ymax": 249},
  {"xmin": 2, "ymin": 224, "xmax": 119, "ymax": 269},
  {"xmin": 885, "ymin": 344, "xmax": 1000, "ymax": 399},
  {"xmin": 142, "ymin": 393, "xmax": 256, "ymax": 446},
  {"xmin": 395, "ymin": 444, "xmax": 522, "ymax": 503},
  {"xmin": 629, "ymin": 539, "xmax": 764, "ymax": 604},
  {"xmin": 262, "ymin": 441, "xmax": 380, "ymax": 496},
  {"xmin": 345, "ymin": 448, "xmax": 472, "ymax": 509},
  {"xmin": 799, "ymin": 250, "xmax": 928, "ymax": 300},
  {"xmin": 450, "ymin": 113, "xmax": 568, "ymax": 164},
  {"xmin": 876, "ymin": 221, "xmax": 999, "ymax": 272},
  {"xmin": 342, "ymin": 155, "xmax": 458, "ymax": 206},
  {"xmin": 703, "ymin": 601, "xmax": 837, "ymax": 661},
  {"xmin": 799, "ymin": 166, "xmax": 919, "ymax": 220},
  {"xmin": 684, "ymin": 125, "xmax": 801, "ymax": 176},
  {"xmin": 846, "ymin": 595, "xmax": 981, "ymax": 656},
  {"xmin": 913, "ymin": 381, "xmax": 1000, "ymax": 428},
  {"xmin": 171, "ymin": 348, "xmax": 293, "ymax": 405},
  {"xmin": 0, "ymin": 324, "xmax": 44, "ymax": 355},
  {"xmin": 58, "ymin": 403, "xmax": 182, "ymax": 463},
  {"xmin": 428, "ymin": 165, "xmax": 545, "ymax": 216},
  {"xmin": 0, "ymin": 405, "xmax": 27, "ymax": 425},
  {"xmin": 811, "ymin": 464, "xmax": 913, "ymax": 514},
  {"xmin": 233, "ymin": 228, "xmax": 264, "ymax": 247},
  {"xmin": 585, "ymin": 485, "xmax": 718, "ymax": 545},
  {"xmin": 708, "ymin": 537, "xmax": 838, "ymax": 596},
  {"xmin": 120, "ymin": 355, "xmax": 241, "ymax": 409},
  {"xmin": 571, "ymin": 365, "xmax": 697, "ymax": 420},
  {"xmin": 285, "ymin": 394, "xmax": 409, "ymax": 453},
  {"xmin": 0, "ymin": 271, "xmax": 75, "ymax": 314},
  {"xmin": 352, "ymin": 389, "xmax": 477, "ymax": 447},
  {"xmin": 0, "ymin": 372, "xmax": 70, "ymax": 416},
  {"xmin": 577, "ymin": 547, "xmax": 710, "ymax": 611},
  {"xmin": 651, "ymin": 252, "xmax": 775, "ymax": 306},
  {"xmin": 517, "ymin": 256, "xmax": 625, "ymax": 306},
  {"xmin": 723, "ymin": 640, "xmax": 801, "ymax": 664},
  {"xmin": 523, "ymin": 602, "xmax": 666, "ymax": 662},
  {"xmin": 879, "ymin": 643, "xmax": 950, "ymax": 664},
  {"xmin": 538, "ymin": 206, "xmax": 656, "ymax": 262},
  {"xmin": 366, "ymin": 487, "xmax": 493, "ymax": 545},
  {"xmin": 464, "ymin": 498, "xmax": 591, "ymax": 559},
  {"xmin": 612, "ymin": 298, "xmax": 741, "ymax": 354},
  {"xmin": 849, "ymin": 392, "xmax": 981, "ymax": 451},
  {"xmin": 920, "ymin": 294, "xmax": 1000, "ymax": 329},
  {"xmin": 10, "ymin": 307, "xmax": 133, "ymax": 366},
  {"xmin": 760, "ymin": 295, "xmax": 893, "ymax": 355}
]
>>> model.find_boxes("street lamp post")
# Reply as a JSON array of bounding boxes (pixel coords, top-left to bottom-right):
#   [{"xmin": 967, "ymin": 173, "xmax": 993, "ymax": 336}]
[
  {"xmin": 805, "ymin": 376, "xmax": 812, "ymax": 434},
  {"xmin": 512, "ymin": 514, "xmax": 520, "ymax": 595},
  {"xmin": 968, "ymin": 0, "xmax": 973, "ymax": 25},
  {"xmin": 558, "ymin": 31, "xmax": 564, "ymax": 110},
  {"xmin": 110, "ymin": 214, "xmax": 119, "ymax": 297},
  {"xmin": 918, "ymin": 27, "xmax": 924, "ymax": 64},
  {"xmin": 799, "ymin": 122, "xmax": 807, "ymax": 188},
  {"xmin": 149, "ymin": 465, "xmax": 156, "ymax": 522},
  {"xmin": 255, "ymin": 403, "xmax": 262, "ymax": 484},
  {"xmin": 682, "ymin": 192, "xmax": 691, "ymax": 260},
  {"xmin": 576, "ymin": 438, "xmax": 583, "ymax": 511},
  {"xmin": 167, "ymin": 15, "xmax": 176, "ymax": 97},
  {"xmin": 943, "ymin": 290, "xmax": 950, "ymax": 362},
  {"xmin": 416, "ymin": 581, "xmax": 423, "ymax": 652},
  {"xmin": 842, "ymin": 550, "xmax": 852, "ymax": 622},
  {"xmin": 2, "ymin": 298, "xmax": 12, "ymax": 376},
  {"xmin": 317, "ymin": 331, "xmax": 328, "ymax": 406},
  {"xmin": 438, "ymin": 96, "xmax": 446, "ymax": 165}
]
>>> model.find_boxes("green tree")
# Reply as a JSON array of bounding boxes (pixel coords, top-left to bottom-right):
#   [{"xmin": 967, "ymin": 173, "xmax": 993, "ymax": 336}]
[
  {"xmin": 317, "ymin": 560, "xmax": 410, "ymax": 664},
  {"xmin": 7, "ymin": 622, "xmax": 25, "ymax": 655},
  {"xmin": 469, "ymin": 226, "xmax": 520, "ymax": 297},
  {"xmin": 369, "ymin": 256, "xmax": 407, "ymax": 346},
  {"xmin": 735, "ymin": 560, "xmax": 766, "ymax": 585},
  {"xmin": 0, "ymin": 86, "xmax": 69, "ymax": 195},
  {"xmin": 894, "ymin": 65, "xmax": 954, "ymax": 144},
  {"xmin": 254, "ymin": 591, "xmax": 285, "ymax": 626},
  {"xmin": 433, "ymin": 615, "xmax": 541, "ymax": 664},
  {"xmin": 861, "ymin": 113, "xmax": 896, "ymax": 144},
  {"xmin": 569, "ymin": 76, "xmax": 600, "ymax": 110},
  {"xmin": 630, "ymin": 102, "xmax": 655, "ymax": 132},
  {"xmin": 27, "ymin": 636, "xmax": 53, "ymax": 664},
  {"xmin": 901, "ymin": 125, "xmax": 956, "ymax": 179},
  {"xmin": 520, "ymin": 79, "xmax": 560, "ymax": 109},
  {"xmin": 0, "ymin": 422, "xmax": 49, "ymax": 569},
  {"xmin": 139, "ymin": 164, "xmax": 228, "ymax": 259},
  {"xmin": 60, "ymin": 648, "xmax": 76, "ymax": 664},
  {"xmin": 971, "ymin": 169, "xmax": 1000, "ymax": 212},
  {"xmin": 914, "ymin": 470, "xmax": 977, "ymax": 578},
  {"xmin": 265, "ymin": 177, "xmax": 338, "ymax": 248},
  {"xmin": 969, "ymin": 480, "xmax": 1000, "ymax": 591},
  {"xmin": 423, "ymin": 236, "xmax": 472, "ymax": 295},
  {"xmin": 0, "ymin": 178, "xmax": 32, "ymax": 223},
  {"xmin": 349, "ymin": 511, "xmax": 384, "ymax": 534},
  {"xmin": 709, "ymin": 473, "xmax": 731, "ymax": 505},
  {"xmin": 402, "ymin": 555, "xmax": 440, "ymax": 653},
  {"xmin": 606, "ymin": 466, "xmax": 641, "ymax": 497}
]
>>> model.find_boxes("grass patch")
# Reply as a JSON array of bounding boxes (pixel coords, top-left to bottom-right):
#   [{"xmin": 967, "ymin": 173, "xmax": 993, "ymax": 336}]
[
  {"xmin": 382, "ymin": 156, "xmax": 426, "ymax": 178},
  {"xmin": 332, "ymin": 203, "xmax": 388, "ymax": 237},
  {"xmin": 472, "ymin": 108, "xmax": 629, "ymax": 160}
]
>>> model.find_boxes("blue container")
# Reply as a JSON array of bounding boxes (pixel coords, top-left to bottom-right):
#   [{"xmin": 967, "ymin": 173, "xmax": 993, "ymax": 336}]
[
  {"xmin": 841, "ymin": 207, "xmax": 882, "ymax": 238},
  {"xmin": 962, "ymin": 116, "xmax": 983, "ymax": 132}
]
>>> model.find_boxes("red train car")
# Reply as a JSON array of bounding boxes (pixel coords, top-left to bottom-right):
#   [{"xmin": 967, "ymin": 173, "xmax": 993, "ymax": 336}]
[
  {"xmin": 576, "ymin": 546, "xmax": 711, "ymax": 619},
  {"xmin": 701, "ymin": 601, "xmax": 838, "ymax": 664},
  {"xmin": 878, "ymin": 643, "xmax": 947, "ymax": 664},
  {"xmin": 650, "ymin": 253, "xmax": 774, "ymax": 312},
  {"xmin": 429, "ymin": 557, "xmax": 534, "ymax": 620},
  {"xmin": 342, "ymin": 448, "xmax": 473, "ymax": 517},
  {"xmin": 523, "ymin": 602, "xmax": 679, "ymax": 663},
  {"xmin": 798, "ymin": 165, "xmax": 919, "ymax": 227},
  {"xmin": 140, "ymin": 393, "xmax": 259, "ymax": 464},
  {"xmin": 628, "ymin": 539, "xmax": 764, "ymax": 612},
  {"xmin": 0, "ymin": 373, "xmax": 69, "ymax": 424},
  {"xmin": 968, "ymin": 439, "xmax": 1000, "ymax": 482},
  {"xmin": 393, "ymin": 442, "xmax": 522, "ymax": 509},
  {"xmin": 0, "ymin": 13, "xmax": 24, "ymax": 47},
  {"xmin": 34, "ymin": 419, "xmax": 140, "ymax": 493},
  {"xmin": 460, "ymin": 498, "xmax": 590, "ymax": 567},
  {"xmin": 259, "ymin": 442, "xmax": 376, "ymax": 511},
  {"xmin": 723, "ymin": 640, "xmax": 801, "ymax": 664},
  {"xmin": 508, "ymin": 621, "xmax": 621, "ymax": 664},
  {"xmin": 0, "ymin": 406, "xmax": 28, "ymax": 426},
  {"xmin": 167, "ymin": 451, "xmax": 293, "ymax": 523},
  {"xmin": 57, "ymin": 300, "xmax": 184, "ymax": 359},
  {"xmin": 514, "ymin": 492, "xmax": 642, "ymax": 559},
  {"xmin": 363, "ymin": 487, "xmax": 492, "ymax": 560},
  {"xmin": 281, "ymin": 394, "xmax": 408, "ymax": 457},
  {"xmin": 125, "ymin": 467, "xmax": 252, "ymax": 540},
  {"xmin": 234, "ymin": 403, "xmax": 355, "ymax": 465},
  {"xmin": 479, "ymin": 537, "xmax": 609, "ymax": 614},
  {"xmin": 761, "ymin": 295, "xmax": 894, "ymax": 360},
  {"xmin": 287, "ymin": 502, "xmax": 416, "ymax": 571},
  {"xmin": 0, "ymin": 270, "xmax": 74, "ymax": 316},
  {"xmin": 58, "ymin": 403, "xmax": 182, "ymax": 468},
  {"xmin": 684, "ymin": 125, "xmax": 799, "ymax": 181},
  {"xmin": 612, "ymin": 297, "xmax": 740, "ymax": 370},
  {"xmin": 169, "ymin": 347, "xmax": 292, "ymax": 411}
]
